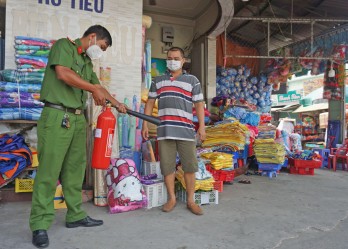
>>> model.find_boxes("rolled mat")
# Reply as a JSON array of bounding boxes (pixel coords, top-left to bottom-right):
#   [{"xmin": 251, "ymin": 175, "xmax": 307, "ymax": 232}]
[{"xmin": 93, "ymin": 169, "xmax": 108, "ymax": 207}]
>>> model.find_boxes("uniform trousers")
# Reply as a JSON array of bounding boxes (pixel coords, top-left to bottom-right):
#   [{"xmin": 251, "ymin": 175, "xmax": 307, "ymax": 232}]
[{"xmin": 29, "ymin": 107, "xmax": 87, "ymax": 231}]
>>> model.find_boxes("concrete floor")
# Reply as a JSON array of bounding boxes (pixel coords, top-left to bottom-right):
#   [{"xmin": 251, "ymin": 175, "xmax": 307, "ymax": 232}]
[{"xmin": 1, "ymin": 169, "xmax": 348, "ymax": 249}]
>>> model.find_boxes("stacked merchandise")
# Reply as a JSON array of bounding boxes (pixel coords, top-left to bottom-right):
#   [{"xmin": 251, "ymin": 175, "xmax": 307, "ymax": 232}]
[
  {"xmin": 288, "ymin": 150, "xmax": 322, "ymax": 175},
  {"xmin": 202, "ymin": 121, "xmax": 249, "ymax": 150},
  {"xmin": 0, "ymin": 134, "xmax": 32, "ymax": 188},
  {"xmin": 223, "ymin": 106, "xmax": 261, "ymax": 158},
  {"xmin": 254, "ymin": 124, "xmax": 286, "ymax": 178},
  {"xmin": 0, "ymin": 36, "xmax": 53, "ymax": 120},
  {"xmin": 175, "ymin": 159, "xmax": 219, "ymax": 205},
  {"xmin": 216, "ymin": 65, "xmax": 273, "ymax": 113},
  {"xmin": 197, "ymin": 121, "xmax": 249, "ymax": 184},
  {"xmin": 200, "ymin": 151, "xmax": 235, "ymax": 184}
]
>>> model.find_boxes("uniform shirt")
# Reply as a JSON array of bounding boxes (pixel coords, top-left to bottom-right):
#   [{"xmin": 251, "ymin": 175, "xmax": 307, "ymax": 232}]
[
  {"xmin": 40, "ymin": 38, "xmax": 100, "ymax": 109},
  {"xmin": 148, "ymin": 71, "xmax": 204, "ymax": 141}
]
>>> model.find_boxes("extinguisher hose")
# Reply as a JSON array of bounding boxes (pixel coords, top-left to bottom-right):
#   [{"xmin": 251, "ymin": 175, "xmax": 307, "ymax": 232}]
[
  {"xmin": 106, "ymin": 99, "xmax": 160, "ymax": 126},
  {"xmin": 126, "ymin": 109, "xmax": 161, "ymax": 126}
]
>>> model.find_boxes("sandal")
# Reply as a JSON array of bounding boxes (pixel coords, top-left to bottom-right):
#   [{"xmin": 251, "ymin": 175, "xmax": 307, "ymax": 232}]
[{"xmin": 238, "ymin": 179, "xmax": 251, "ymax": 184}]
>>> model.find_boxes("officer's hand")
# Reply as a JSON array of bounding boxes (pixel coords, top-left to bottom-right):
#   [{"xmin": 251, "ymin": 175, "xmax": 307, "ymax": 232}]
[
  {"xmin": 141, "ymin": 125, "xmax": 149, "ymax": 140},
  {"xmin": 92, "ymin": 85, "xmax": 106, "ymax": 106}
]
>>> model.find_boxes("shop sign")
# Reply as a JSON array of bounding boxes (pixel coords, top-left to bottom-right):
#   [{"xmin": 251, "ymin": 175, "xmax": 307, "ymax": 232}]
[{"xmin": 277, "ymin": 90, "xmax": 302, "ymax": 104}]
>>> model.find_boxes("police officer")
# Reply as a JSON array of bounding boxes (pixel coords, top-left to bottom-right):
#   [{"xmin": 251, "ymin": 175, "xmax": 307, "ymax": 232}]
[{"xmin": 29, "ymin": 25, "xmax": 127, "ymax": 248}]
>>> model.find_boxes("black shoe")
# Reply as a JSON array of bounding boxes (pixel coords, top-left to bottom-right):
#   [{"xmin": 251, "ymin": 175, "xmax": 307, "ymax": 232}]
[
  {"xmin": 32, "ymin": 230, "xmax": 49, "ymax": 248},
  {"xmin": 66, "ymin": 216, "xmax": 103, "ymax": 228}
]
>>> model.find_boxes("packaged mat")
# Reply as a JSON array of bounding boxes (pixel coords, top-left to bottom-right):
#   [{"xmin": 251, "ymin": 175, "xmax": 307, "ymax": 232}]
[
  {"xmin": 254, "ymin": 139, "xmax": 286, "ymax": 164},
  {"xmin": 14, "ymin": 36, "xmax": 51, "ymax": 47},
  {"xmin": 20, "ymin": 108, "xmax": 43, "ymax": 120},
  {"xmin": 15, "ymin": 45, "xmax": 51, "ymax": 51},
  {"xmin": 15, "ymin": 55, "xmax": 48, "ymax": 68},
  {"xmin": 0, "ymin": 97, "xmax": 44, "ymax": 108},
  {"xmin": 202, "ymin": 121, "xmax": 249, "ymax": 150},
  {"xmin": 0, "ymin": 92, "xmax": 40, "ymax": 100},
  {"xmin": 200, "ymin": 152, "xmax": 234, "ymax": 170},
  {"xmin": 0, "ymin": 108, "xmax": 20, "ymax": 120},
  {"xmin": 0, "ymin": 69, "xmax": 44, "ymax": 83},
  {"xmin": 175, "ymin": 166, "xmax": 215, "ymax": 191},
  {"xmin": 16, "ymin": 50, "xmax": 50, "ymax": 57},
  {"xmin": 0, "ymin": 82, "xmax": 41, "ymax": 93}
]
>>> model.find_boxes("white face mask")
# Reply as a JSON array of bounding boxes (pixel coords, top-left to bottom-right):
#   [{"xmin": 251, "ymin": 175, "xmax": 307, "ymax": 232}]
[
  {"xmin": 86, "ymin": 37, "xmax": 103, "ymax": 60},
  {"xmin": 166, "ymin": 60, "xmax": 182, "ymax": 71}
]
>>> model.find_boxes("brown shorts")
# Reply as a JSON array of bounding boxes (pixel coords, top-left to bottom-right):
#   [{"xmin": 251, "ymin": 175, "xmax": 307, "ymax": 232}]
[{"xmin": 158, "ymin": 140, "xmax": 198, "ymax": 176}]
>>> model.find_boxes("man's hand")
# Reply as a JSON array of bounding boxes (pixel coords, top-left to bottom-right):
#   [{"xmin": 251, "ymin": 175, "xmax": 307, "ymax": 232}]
[
  {"xmin": 91, "ymin": 85, "xmax": 106, "ymax": 106},
  {"xmin": 141, "ymin": 124, "xmax": 149, "ymax": 140},
  {"xmin": 197, "ymin": 126, "xmax": 206, "ymax": 142}
]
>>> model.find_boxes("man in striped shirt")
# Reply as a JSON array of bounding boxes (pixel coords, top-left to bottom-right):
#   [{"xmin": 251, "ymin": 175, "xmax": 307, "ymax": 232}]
[{"xmin": 142, "ymin": 47, "xmax": 206, "ymax": 215}]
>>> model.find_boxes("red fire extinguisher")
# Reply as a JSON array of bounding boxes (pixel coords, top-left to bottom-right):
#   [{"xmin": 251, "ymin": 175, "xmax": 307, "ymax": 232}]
[{"xmin": 91, "ymin": 105, "xmax": 116, "ymax": 169}]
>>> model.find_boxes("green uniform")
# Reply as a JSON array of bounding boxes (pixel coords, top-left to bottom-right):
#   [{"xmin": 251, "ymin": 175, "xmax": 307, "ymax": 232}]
[{"xmin": 29, "ymin": 38, "xmax": 99, "ymax": 231}]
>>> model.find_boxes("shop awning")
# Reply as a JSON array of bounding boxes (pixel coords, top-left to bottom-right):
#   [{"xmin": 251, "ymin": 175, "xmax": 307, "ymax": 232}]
[
  {"xmin": 292, "ymin": 102, "xmax": 328, "ymax": 113},
  {"xmin": 271, "ymin": 104, "xmax": 301, "ymax": 112}
]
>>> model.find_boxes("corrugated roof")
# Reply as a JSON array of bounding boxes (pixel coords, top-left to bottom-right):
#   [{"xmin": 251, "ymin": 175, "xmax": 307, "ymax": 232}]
[
  {"xmin": 271, "ymin": 104, "xmax": 301, "ymax": 112},
  {"xmin": 293, "ymin": 102, "xmax": 328, "ymax": 113},
  {"xmin": 228, "ymin": 0, "xmax": 348, "ymax": 50}
]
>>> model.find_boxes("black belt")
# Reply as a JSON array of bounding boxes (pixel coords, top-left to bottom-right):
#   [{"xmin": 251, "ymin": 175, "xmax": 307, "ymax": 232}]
[{"xmin": 44, "ymin": 102, "xmax": 83, "ymax": 115}]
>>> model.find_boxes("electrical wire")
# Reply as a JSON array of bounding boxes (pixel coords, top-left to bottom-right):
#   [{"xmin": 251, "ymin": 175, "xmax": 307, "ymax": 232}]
[{"xmin": 267, "ymin": 0, "xmax": 288, "ymax": 40}]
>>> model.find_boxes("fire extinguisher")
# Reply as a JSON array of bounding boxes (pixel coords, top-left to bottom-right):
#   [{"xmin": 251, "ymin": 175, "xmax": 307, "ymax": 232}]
[{"xmin": 91, "ymin": 104, "xmax": 116, "ymax": 169}]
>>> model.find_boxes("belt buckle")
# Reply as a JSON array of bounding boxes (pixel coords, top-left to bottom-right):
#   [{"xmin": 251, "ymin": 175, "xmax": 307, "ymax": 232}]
[{"xmin": 75, "ymin": 109, "xmax": 82, "ymax": 115}]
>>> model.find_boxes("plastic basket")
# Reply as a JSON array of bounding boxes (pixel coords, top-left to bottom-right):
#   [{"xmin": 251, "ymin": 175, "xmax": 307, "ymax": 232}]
[
  {"xmin": 143, "ymin": 182, "xmax": 167, "ymax": 209},
  {"xmin": 15, "ymin": 178, "xmax": 34, "ymax": 193},
  {"xmin": 289, "ymin": 167, "xmax": 315, "ymax": 175},
  {"xmin": 213, "ymin": 180, "xmax": 223, "ymax": 192},
  {"xmin": 206, "ymin": 165, "xmax": 235, "ymax": 183},
  {"xmin": 288, "ymin": 158, "xmax": 322, "ymax": 168},
  {"xmin": 177, "ymin": 187, "xmax": 218, "ymax": 205},
  {"xmin": 258, "ymin": 163, "xmax": 282, "ymax": 171}
]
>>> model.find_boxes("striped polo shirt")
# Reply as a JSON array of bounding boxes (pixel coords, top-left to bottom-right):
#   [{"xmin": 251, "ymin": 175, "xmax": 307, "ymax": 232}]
[{"xmin": 148, "ymin": 71, "xmax": 204, "ymax": 141}]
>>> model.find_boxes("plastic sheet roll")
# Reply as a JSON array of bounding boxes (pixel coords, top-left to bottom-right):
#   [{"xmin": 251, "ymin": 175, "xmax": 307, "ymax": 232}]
[
  {"xmin": 145, "ymin": 40, "xmax": 152, "ymax": 89},
  {"xmin": 118, "ymin": 115, "xmax": 123, "ymax": 147},
  {"xmin": 93, "ymin": 169, "xmax": 108, "ymax": 207}
]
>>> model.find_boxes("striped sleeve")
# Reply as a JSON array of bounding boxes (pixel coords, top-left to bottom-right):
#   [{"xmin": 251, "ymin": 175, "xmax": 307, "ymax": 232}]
[
  {"xmin": 148, "ymin": 80, "xmax": 158, "ymax": 99},
  {"xmin": 192, "ymin": 78, "xmax": 204, "ymax": 103}
]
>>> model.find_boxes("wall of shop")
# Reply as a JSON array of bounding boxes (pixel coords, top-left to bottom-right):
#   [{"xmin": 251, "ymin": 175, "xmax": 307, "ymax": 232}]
[
  {"xmin": 144, "ymin": 2, "xmax": 218, "ymax": 60},
  {"xmin": 144, "ymin": 2, "xmax": 219, "ymax": 106},
  {"xmin": 145, "ymin": 15, "xmax": 195, "ymax": 59},
  {"xmin": 5, "ymin": 0, "xmax": 143, "ymax": 101}
]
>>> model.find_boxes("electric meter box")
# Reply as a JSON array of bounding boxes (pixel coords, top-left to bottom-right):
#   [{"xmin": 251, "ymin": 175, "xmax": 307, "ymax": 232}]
[{"xmin": 162, "ymin": 26, "xmax": 174, "ymax": 43}]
